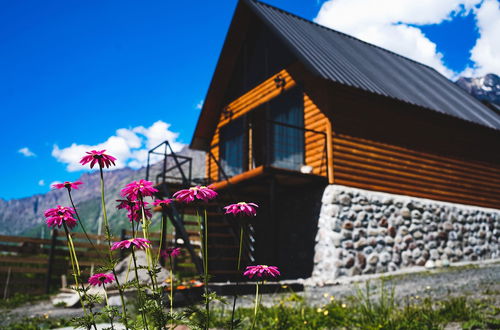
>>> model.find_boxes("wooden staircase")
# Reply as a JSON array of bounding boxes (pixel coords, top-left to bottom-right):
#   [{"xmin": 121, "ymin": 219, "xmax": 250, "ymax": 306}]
[{"xmin": 146, "ymin": 141, "xmax": 255, "ymax": 283}]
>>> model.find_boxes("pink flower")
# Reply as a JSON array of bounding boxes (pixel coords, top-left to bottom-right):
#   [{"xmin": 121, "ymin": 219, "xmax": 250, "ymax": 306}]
[
  {"xmin": 80, "ymin": 150, "xmax": 117, "ymax": 169},
  {"xmin": 116, "ymin": 198, "xmax": 152, "ymax": 222},
  {"xmin": 88, "ymin": 273, "xmax": 115, "ymax": 287},
  {"xmin": 111, "ymin": 238, "xmax": 151, "ymax": 250},
  {"xmin": 52, "ymin": 181, "xmax": 83, "ymax": 191},
  {"xmin": 224, "ymin": 202, "xmax": 258, "ymax": 217},
  {"xmin": 152, "ymin": 199, "xmax": 174, "ymax": 207},
  {"xmin": 120, "ymin": 180, "xmax": 158, "ymax": 200},
  {"xmin": 173, "ymin": 185, "xmax": 217, "ymax": 203},
  {"xmin": 161, "ymin": 247, "xmax": 181, "ymax": 258},
  {"xmin": 243, "ymin": 265, "xmax": 280, "ymax": 279},
  {"xmin": 44, "ymin": 205, "xmax": 78, "ymax": 229}
]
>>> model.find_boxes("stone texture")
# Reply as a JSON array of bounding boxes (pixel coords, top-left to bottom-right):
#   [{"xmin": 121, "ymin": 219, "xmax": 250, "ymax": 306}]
[{"xmin": 311, "ymin": 185, "xmax": 500, "ymax": 283}]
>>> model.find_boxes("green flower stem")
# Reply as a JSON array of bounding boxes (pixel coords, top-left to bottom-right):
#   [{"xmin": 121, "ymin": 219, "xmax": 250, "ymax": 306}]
[
  {"xmin": 98, "ymin": 168, "xmax": 112, "ymax": 253},
  {"xmin": 169, "ymin": 255, "xmax": 174, "ymax": 330},
  {"xmin": 139, "ymin": 195, "xmax": 157, "ymax": 292},
  {"xmin": 131, "ymin": 245, "xmax": 149, "ymax": 330},
  {"xmin": 203, "ymin": 207, "xmax": 210, "ymax": 329},
  {"xmin": 230, "ymin": 225, "xmax": 244, "ymax": 329},
  {"xmin": 67, "ymin": 189, "xmax": 104, "ymax": 261},
  {"xmin": 251, "ymin": 281, "xmax": 261, "ymax": 330},
  {"xmin": 63, "ymin": 224, "xmax": 97, "ymax": 330},
  {"xmin": 98, "ymin": 167, "xmax": 129, "ymax": 329},
  {"xmin": 103, "ymin": 283, "xmax": 109, "ymax": 306}
]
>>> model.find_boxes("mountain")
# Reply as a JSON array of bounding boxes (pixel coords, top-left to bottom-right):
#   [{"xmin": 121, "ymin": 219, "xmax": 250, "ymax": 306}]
[
  {"xmin": 455, "ymin": 73, "xmax": 500, "ymax": 105},
  {"xmin": 0, "ymin": 147, "xmax": 205, "ymax": 237}
]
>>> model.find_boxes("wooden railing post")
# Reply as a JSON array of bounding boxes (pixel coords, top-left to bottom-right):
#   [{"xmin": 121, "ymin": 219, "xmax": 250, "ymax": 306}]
[
  {"xmin": 45, "ymin": 229, "xmax": 58, "ymax": 294},
  {"xmin": 120, "ymin": 229, "xmax": 127, "ymax": 260}
]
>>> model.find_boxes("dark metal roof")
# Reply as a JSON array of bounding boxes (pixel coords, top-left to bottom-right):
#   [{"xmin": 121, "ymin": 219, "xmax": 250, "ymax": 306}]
[{"xmin": 246, "ymin": 0, "xmax": 500, "ymax": 131}]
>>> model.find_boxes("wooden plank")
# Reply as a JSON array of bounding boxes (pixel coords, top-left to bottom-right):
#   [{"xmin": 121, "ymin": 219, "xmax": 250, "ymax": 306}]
[
  {"xmin": 0, "ymin": 266, "xmax": 47, "ymax": 274},
  {"xmin": 0, "ymin": 256, "xmax": 49, "ymax": 264},
  {"xmin": 334, "ymin": 164, "xmax": 500, "ymax": 204},
  {"xmin": 333, "ymin": 144, "xmax": 500, "ymax": 191},
  {"xmin": 335, "ymin": 171, "xmax": 500, "ymax": 207},
  {"xmin": 335, "ymin": 135, "xmax": 500, "ymax": 182},
  {"xmin": 334, "ymin": 151, "xmax": 500, "ymax": 194},
  {"xmin": 0, "ymin": 235, "xmax": 52, "ymax": 245}
]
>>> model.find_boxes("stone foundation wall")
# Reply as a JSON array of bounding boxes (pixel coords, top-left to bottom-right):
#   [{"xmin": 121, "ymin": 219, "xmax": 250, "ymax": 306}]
[{"xmin": 311, "ymin": 185, "xmax": 500, "ymax": 284}]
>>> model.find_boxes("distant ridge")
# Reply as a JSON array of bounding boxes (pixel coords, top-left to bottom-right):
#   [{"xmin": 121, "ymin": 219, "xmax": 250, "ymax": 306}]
[
  {"xmin": 0, "ymin": 147, "xmax": 205, "ymax": 237},
  {"xmin": 456, "ymin": 73, "xmax": 500, "ymax": 106}
]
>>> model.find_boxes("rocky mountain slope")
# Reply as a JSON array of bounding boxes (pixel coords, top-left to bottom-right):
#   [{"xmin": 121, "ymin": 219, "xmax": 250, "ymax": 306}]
[
  {"xmin": 0, "ymin": 147, "xmax": 205, "ymax": 237},
  {"xmin": 455, "ymin": 73, "xmax": 500, "ymax": 105}
]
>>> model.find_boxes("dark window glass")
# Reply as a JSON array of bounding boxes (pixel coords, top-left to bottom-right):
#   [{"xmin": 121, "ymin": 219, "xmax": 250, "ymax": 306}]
[
  {"xmin": 270, "ymin": 88, "xmax": 304, "ymax": 170},
  {"xmin": 220, "ymin": 117, "xmax": 245, "ymax": 177}
]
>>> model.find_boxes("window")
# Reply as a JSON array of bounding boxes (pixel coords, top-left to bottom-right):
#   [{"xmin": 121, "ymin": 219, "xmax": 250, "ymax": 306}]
[
  {"xmin": 269, "ymin": 88, "xmax": 304, "ymax": 170},
  {"xmin": 219, "ymin": 116, "xmax": 245, "ymax": 177}
]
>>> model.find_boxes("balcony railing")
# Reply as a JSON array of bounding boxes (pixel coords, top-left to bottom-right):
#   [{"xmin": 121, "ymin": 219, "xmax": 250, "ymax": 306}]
[{"xmin": 207, "ymin": 120, "xmax": 328, "ymax": 182}]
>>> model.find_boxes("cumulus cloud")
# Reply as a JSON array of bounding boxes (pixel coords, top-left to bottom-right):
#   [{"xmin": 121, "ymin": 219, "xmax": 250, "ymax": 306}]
[
  {"xmin": 38, "ymin": 180, "xmax": 45, "ymax": 186},
  {"xmin": 465, "ymin": 0, "xmax": 500, "ymax": 76},
  {"xmin": 52, "ymin": 120, "xmax": 184, "ymax": 172},
  {"xmin": 314, "ymin": 0, "xmax": 485, "ymax": 78},
  {"xmin": 196, "ymin": 99, "xmax": 204, "ymax": 110},
  {"xmin": 18, "ymin": 147, "xmax": 36, "ymax": 157}
]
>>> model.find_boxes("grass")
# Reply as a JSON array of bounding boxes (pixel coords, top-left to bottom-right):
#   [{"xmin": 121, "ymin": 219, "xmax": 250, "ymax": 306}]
[{"xmin": 1, "ymin": 283, "xmax": 499, "ymax": 329}]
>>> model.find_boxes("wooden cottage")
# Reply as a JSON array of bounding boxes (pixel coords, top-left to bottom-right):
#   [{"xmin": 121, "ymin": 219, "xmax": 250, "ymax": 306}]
[{"xmin": 163, "ymin": 0, "xmax": 500, "ymax": 280}]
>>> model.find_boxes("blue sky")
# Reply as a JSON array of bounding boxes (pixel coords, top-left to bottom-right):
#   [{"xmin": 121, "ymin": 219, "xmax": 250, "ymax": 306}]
[{"xmin": 1, "ymin": 0, "xmax": 498, "ymax": 199}]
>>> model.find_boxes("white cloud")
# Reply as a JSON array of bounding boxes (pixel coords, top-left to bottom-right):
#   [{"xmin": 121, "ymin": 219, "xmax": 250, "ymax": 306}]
[
  {"xmin": 196, "ymin": 99, "xmax": 204, "ymax": 110},
  {"xmin": 38, "ymin": 180, "xmax": 45, "ymax": 186},
  {"xmin": 314, "ymin": 0, "xmax": 484, "ymax": 78},
  {"xmin": 18, "ymin": 147, "xmax": 36, "ymax": 157},
  {"xmin": 464, "ymin": 0, "xmax": 500, "ymax": 76},
  {"xmin": 52, "ymin": 120, "xmax": 185, "ymax": 172}
]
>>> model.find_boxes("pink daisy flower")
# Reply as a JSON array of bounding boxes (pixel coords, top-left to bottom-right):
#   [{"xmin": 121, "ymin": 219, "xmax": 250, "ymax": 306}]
[
  {"xmin": 88, "ymin": 273, "xmax": 115, "ymax": 287},
  {"xmin": 116, "ymin": 198, "xmax": 152, "ymax": 222},
  {"xmin": 111, "ymin": 238, "xmax": 151, "ymax": 250},
  {"xmin": 52, "ymin": 180, "xmax": 83, "ymax": 191},
  {"xmin": 120, "ymin": 180, "xmax": 158, "ymax": 200},
  {"xmin": 80, "ymin": 150, "xmax": 117, "ymax": 169},
  {"xmin": 243, "ymin": 265, "xmax": 280, "ymax": 279},
  {"xmin": 173, "ymin": 185, "xmax": 217, "ymax": 203},
  {"xmin": 161, "ymin": 247, "xmax": 181, "ymax": 258},
  {"xmin": 224, "ymin": 202, "xmax": 258, "ymax": 217},
  {"xmin": 152, "ymin": 199, "xmax": 174, "ymax": 207},
  {"xmin": 44, "ymin": 205, "xmax": 78, "ymax": 229}
]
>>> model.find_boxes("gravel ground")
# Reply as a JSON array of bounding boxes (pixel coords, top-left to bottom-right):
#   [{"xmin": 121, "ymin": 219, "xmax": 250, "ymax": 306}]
[{"xmin": 1, "ymin": 260, "xmax": 499, "ymax": 326}]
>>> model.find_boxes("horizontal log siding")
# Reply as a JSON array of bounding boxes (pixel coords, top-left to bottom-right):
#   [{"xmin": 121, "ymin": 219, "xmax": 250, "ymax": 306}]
[
  {"xmin": 207, "ymin": 64, "xmax": 329, "ymax": 181},
  {"xmin": 304, "ymin": 93, "xmax": 328, "ymax": 176},
  {"xmin": 332, "ymin": 133, "xmax": 500, "ymax": 208}
]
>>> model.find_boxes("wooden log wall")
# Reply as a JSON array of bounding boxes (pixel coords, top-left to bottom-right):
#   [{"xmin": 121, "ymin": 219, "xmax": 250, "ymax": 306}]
[
  {"xmin": 332, "ymin": 133, "xmax": 500, "ymax": 209},
  {"xmin": 206, "ymin": 63, "xmax": 330, "ymax": 181}
]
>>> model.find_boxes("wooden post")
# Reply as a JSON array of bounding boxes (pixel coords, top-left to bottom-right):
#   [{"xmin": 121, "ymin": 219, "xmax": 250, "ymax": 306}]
[
  {"xmin": 120, "ymin": 229, "xmax": 127, "ymax": 260},
  {"xmin": 160, "ymin": 210, "xmax": 168, "ymax": 267},
  {"xmin": 45, "ymin": 229, "xmax": 58, "ymax": 294},
  {"xmin": 326, "ymin": 118, "xmax": 334, "ymax": 184}
]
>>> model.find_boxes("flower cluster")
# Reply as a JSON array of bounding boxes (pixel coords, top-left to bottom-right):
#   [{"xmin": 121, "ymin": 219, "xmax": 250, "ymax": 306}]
[
  {"xmin": 80, "ymin": 150, "xmax": 116, "ymax": 169},
  {"xmin": 44, "ymin": 205, "xmax": 78, "ymax": 229},
  {"xmin": 161, "ymin": 247, "xmax": 181, "ymax": 258},
  {"xmin": 224, "ymin": 202, "xmax": 258, "ymax": 217},
  {"xmin": 88, "ymin": 273, "xmax": 115, "ymax": 287},
  {"xmin": 52, "ymin": 180, "xmax": 83, "ymax": 191},
  {"xmin": 121, "ymin": 179, "xmax": 158, "ymax": 200},
  {"xmin": 152, "ymin": 199, "xmax": 174, "ymax": 207},
  {"xmin": 111, "ymin": 238, "xmax": 151, "ymax": 250},
  {"xmin": 173, "ymin": 185, "xmax": 217, "ymax": 203},
  {"xmin": 116, "ymin": 198, "xmax": 152, "ymax": 222},
  {"xmin": 243, "ymin": 265, "xmax": 280, "ymax": 279}
]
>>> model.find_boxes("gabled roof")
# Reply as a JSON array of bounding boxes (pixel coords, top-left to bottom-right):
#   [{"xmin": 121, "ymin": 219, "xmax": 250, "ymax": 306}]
[{"xmin": 191, "ymin": 0, "xmax": 500, "ymax": 150}]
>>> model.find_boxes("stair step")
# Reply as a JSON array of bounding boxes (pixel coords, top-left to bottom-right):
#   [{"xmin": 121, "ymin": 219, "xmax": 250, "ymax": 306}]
[{"xmin": 208, "ymin": 244, "xmax": 239, "ymax": 249}]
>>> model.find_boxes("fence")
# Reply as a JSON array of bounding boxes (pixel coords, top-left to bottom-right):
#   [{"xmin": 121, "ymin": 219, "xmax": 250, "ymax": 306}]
[{"xmin": 0, "ymin": 228, "xmax": 201, "ymax": 297}]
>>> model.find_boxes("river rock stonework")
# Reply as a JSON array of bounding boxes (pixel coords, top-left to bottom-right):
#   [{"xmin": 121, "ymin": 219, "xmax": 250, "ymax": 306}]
[{"xmin": 311, "ymin": 185, "xmax": 500, "ymax": 284}]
